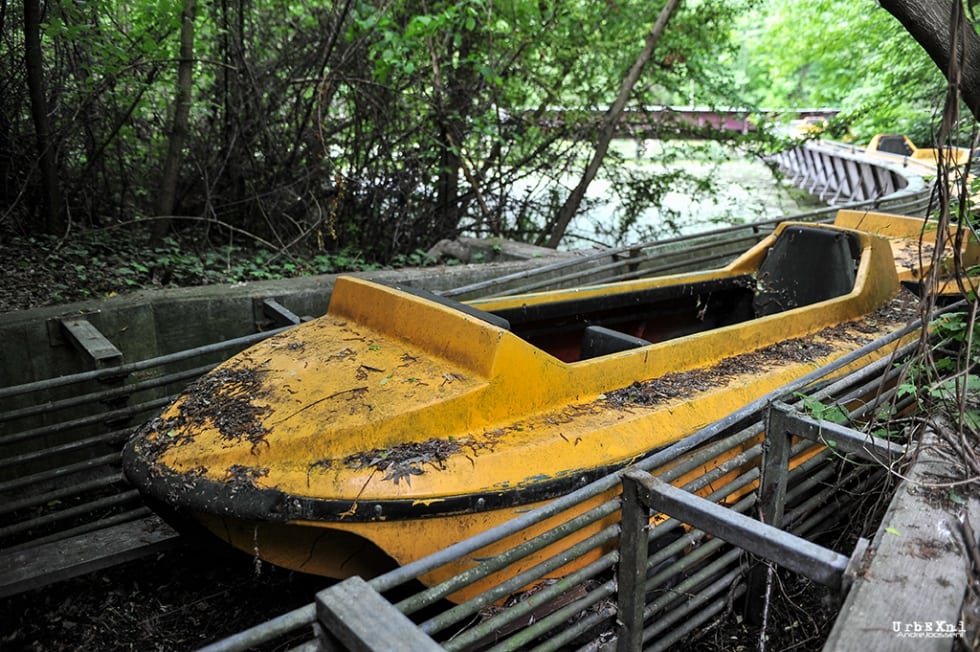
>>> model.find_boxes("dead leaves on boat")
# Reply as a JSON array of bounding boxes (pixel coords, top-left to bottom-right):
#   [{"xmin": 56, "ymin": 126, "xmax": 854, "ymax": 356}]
[
  {"xmin": 305, "ymin": 432, "xmax": 504, "ymax": 487},
  {"xmin": 606, "ymin": 290, "xmax": 919, "ymax": 409},
  {"xmin": 605, "ymin": 336, "xmax": 833, "ymax": 408},
  {"xmin": 343, "ymin": 436, "xmax": 490, "ymax": 486},
  {"xmin": 142, "ymin": 365, "xmax": 272, "ymax": 460},
  {"xmin": 223, "ymin": 464, "xmax": 271, "ymax": 492}
]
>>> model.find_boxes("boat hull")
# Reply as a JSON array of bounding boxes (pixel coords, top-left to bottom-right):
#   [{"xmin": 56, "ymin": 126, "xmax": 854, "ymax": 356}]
[{"xmin": 124, "ymin": 293, "xmax": 917, "ymax": 600}]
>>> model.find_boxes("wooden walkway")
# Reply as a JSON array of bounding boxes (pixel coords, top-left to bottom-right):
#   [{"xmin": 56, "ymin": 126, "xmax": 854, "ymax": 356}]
[
  {"xmin": 0, "ymin": 514, "xmax": 180, "ymax": 599},
  {"xmin": 824, "ymin": 428, "xmax": 979, "ymax": 651}
]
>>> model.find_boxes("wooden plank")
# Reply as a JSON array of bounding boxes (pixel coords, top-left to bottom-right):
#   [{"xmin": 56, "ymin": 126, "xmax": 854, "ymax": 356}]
[
  {"xmin": 823, "ymin": 429, "xmax": 978, "ymax": 651},
  {"xmin": 315, "ymin": 576, "xmax": 442, "ymax": 651},
  {"xmin": 256, "ymin": 298, "xmax": 302, "ymax": 328},
  {"xmin": 0, "ymin": 514, "xmax": 180, "ymax": 598},
  {"xmin": 59, "ymin": 317, "xmax": 123, "ymax": 368}
]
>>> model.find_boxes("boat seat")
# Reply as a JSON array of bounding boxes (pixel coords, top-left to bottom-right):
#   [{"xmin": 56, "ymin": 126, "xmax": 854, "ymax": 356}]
[
  {"xmin": 580, "ymin": 325, "xmax": 651, "ymax": 360},
  {"xmin": 753, "ymin": 226, "xmax": 860, "ymax": 317},
  {"xmin": 382, "ymin": 282, "xmax": 511, "ymax": 330},
  {"xmin": 874, "ymin": 134, "xmax": 914, "ymax": 156}
]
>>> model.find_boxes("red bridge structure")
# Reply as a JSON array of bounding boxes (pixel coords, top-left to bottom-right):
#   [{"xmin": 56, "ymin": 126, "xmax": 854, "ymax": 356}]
[{"xmin": 531, "ymin": 106, "xmax": 839, "ymax": 139}]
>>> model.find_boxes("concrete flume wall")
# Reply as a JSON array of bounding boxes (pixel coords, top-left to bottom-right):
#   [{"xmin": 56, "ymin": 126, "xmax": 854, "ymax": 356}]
[{"xmin": 0, "ymin": 240, "xmax": 586, "ymax": 389}]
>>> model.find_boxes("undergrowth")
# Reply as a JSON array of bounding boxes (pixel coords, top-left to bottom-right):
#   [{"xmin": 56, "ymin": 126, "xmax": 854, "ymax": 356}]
[{"xmin": 0, "ymin": 225, "xmax": 439, "ymax": 311}]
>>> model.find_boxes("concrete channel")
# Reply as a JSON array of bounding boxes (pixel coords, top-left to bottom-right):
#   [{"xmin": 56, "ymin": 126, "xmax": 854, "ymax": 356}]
[{"xmin": 2, "ymin": 142, "xmax": 972, "ymax": 649}]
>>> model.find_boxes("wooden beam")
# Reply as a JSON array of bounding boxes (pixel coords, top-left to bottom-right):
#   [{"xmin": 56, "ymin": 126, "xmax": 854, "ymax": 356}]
[
  {"xmin": 59, "ymin": 317, "xmax": 123, "ymax": 369},
  {"xmin": 824, "ymin": 428, "xmax": 979, "ymax": 651},
  {"xmin": 255, "ymin": 297, "xmax": 312, "ymax": 329},
  {"xmin": 315, "ymin": 576, "xmax": 442, "ymax": 651},
  {"xmin": 0, "ymin": 515, "xmax": 180, "ymax": 598}
]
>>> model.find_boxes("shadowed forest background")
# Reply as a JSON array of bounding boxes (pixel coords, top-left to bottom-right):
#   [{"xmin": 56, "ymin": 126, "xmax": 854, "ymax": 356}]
[{"xmin": 0, "ymin": 0, "xmax": 974, "ymax": 307}]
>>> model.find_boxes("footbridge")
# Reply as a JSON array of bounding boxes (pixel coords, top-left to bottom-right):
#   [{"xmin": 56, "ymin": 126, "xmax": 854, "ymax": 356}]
[
  {"xmin": 535, "ymin": 105, "xmax": 840, "ymax": 138},
  {"xmin": 769, "ymin": 135, "xmax": 948, "ymax": 205}
]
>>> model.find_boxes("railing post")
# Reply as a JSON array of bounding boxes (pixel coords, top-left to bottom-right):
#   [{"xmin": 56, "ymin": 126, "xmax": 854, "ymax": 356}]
[
  {"xmin": 830, "ymin": 157, "xmax": 848, "ymax": 203},
  {"xmin": 744, "ymin": 402, "xmax": 792, "ymax": 623},
  {"xmin": 618, "ymin": 470, "xmax": 650, "ymax": 652},
  {"xmin": 315, "ymin": 576, "xmax": 442, "ymax": 651},
  {"xmin": 54, "ymin": 316, "xmax": 124, "ymax": 370},
  {"xmin": 820, "ymin": 151, "xmax": 841, "ymax": 201},
  {"xmin": 54, "ymin": 315, "xmax": 131, "ymax": 419},
  {"xmin": 788, "ymin": 148, "xmax": 805, "ymax": 185},
  {"xmin": 747, "ymin": 400, "xmax": 903, "ymax": 623},
  {"xmin": 844, "ymin": 159, "xmax": 862, "ymax": 202},
  {"xmin": 759, "ymin": 402, "xmax": 791, "ymax": 528},
  {"xmin": 860, "ymin": 164, "xmax": 878, "ymax": 201}
]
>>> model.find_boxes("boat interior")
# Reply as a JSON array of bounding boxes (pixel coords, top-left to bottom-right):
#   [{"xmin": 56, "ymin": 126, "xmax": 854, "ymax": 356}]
[{"xmin": 393, "ymin": 226, "xmax": 862, "ymax": 363}]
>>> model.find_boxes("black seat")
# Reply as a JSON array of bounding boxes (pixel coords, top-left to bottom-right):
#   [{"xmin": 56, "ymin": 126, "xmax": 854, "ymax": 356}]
[
  {"xmin": 875, "ymin": 135, "xmax": 914, "ymax": 156},
  {"xmin": 753, "ymin": 226, "xmax": 860, "ymax": 317},
  {"xmin": 580, "ymin": 325, "xmax": 651, "ymax": 359}
]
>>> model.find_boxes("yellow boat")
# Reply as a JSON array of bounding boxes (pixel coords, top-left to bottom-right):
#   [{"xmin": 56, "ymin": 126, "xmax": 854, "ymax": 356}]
[
  {"xmin": 866, "ymin": 133, "xmax": 973, "ymax": 168},
  {"xmin": 122, "ymin": 211, "xmax": 975, "ymax": 602}
]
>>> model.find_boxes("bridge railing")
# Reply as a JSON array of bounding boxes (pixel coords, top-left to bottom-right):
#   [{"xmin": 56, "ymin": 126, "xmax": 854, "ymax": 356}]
[{"xmin": 770, "ymin": 139, "xmax": 932, "ymax": 206}]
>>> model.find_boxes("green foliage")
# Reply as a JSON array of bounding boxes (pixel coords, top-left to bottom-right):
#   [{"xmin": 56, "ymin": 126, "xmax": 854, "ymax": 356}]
[
  {"xmin": 794, "ymin": 392, "xmax": 850, "ymax": 424},
  {"xmin": 5, "ymin": 0, "xmax": 775, "ymax": 258},
  {"xmin": 895, "ymin": 311, "xmax": 980, "ymax": 435},
  {"xmin": 3, "ymin": 228, "xmax": 387, "ymax": 309},
  {"xmin": 390, "ymin": 249, "xmax": 438, "ymax": 268},
  {"xmin": 933, "ymin": 311, "xmax": 980, "ymax": 347},
  {"xmin": 735, "ymin": 0, "xmax": 946, "ymax": 141}
]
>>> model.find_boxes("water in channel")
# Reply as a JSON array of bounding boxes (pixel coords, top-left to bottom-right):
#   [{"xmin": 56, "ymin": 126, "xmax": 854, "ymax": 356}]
[{"xmin": 529, "ymin": 139, "xmax": 819, "ymax": 250}]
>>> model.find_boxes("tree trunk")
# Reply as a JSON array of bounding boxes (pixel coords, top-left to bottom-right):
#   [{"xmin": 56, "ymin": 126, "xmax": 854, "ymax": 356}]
[
  {"xmin": 541, "ymin": 0, "xmax": 682, "ymax": 249},
  {"xmin": 152, "ymin": 0, "xmax": 196, "ymax": 243},
  {"xmin": 879, "ymin": 0, "xmax": 980, "ymax": 120},
  {"xmin": 23, "ymin": 0, "xmax": 65, "ymax": 234},
  {"xmin": 429, "ymin": 21, "xmax": 478, "ymax": 242},
  {"xmin": 435, "ymin": 122, "xmax": 463, "ymax": 237}
]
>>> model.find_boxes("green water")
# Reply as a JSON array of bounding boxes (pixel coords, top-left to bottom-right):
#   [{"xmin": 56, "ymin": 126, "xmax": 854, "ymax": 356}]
[{"xmin": 553, "ymin": 139, "xmax": 821, "ymax": 249}]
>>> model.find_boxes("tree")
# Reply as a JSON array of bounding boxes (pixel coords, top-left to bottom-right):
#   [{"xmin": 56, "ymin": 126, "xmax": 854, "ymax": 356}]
[
  {"xmin": 152, "ymin": 0, "xmax": 197, "ymax": 243},
  {"xmin": 22, "ymin": 0, "xmax": 64, "ymax": 234},
  {"xmin": 542, "ymin": 0, "xmax": 682, "ymax": 248},
  {"xmin": 1, "ymin": 0, "xmax": 762, "ymax": 255},
  {"xmin": 737, "ymin": 0, "xmax": 946, "ymax": 142},
  {"xmin": 879, "ymin": 0, "xmax": 980, "ymax": 121}
]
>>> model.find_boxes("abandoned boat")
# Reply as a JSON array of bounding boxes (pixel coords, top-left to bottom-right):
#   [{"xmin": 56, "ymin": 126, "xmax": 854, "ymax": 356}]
[
  {"xmin": 122, "ymin": 211, "xmax": 973, "ymax": 601},
  {"xmin": 865, "ymin": 133, "xmax": 973, "ymax": 168}
]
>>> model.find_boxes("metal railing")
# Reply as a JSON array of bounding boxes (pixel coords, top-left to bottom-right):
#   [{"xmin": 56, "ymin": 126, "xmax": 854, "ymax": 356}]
[
  {"xmin": 0, "ymin": 325, "xmax": 291, "ymax": 595},
  {"xmin": 770, "ymin": 139, "xmax": 932, "ymax": 206}
]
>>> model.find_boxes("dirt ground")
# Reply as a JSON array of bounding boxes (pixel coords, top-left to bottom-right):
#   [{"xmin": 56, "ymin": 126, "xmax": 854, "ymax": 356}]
[
  {"xmin": 0, "ymin": 543, "xmax": 330, "ymax": 651},
  {"xmin": 0, "ymin": 542, "xmax": 840, "ymax": 652}
]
